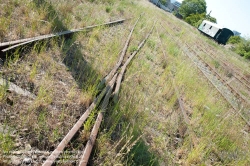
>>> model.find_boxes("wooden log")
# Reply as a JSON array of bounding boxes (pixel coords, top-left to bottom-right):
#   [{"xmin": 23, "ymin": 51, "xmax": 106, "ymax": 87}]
[{"xmin": 0, "ymin": 78, "xmax": 36, "ymax": 99}]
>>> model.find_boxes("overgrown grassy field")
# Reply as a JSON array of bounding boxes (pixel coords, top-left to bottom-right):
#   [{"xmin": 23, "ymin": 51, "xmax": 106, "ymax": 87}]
[{"xmin": 0, "ymin": 0, "xmax": 249, "ymax": 165}]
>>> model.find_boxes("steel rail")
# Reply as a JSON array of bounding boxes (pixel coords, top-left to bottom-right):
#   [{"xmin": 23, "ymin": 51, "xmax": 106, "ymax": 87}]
[
  {"xmin": 43, "ymin": 17, "xmax": 149, "ymax": 165},
  {"xmin": 42, "ymin": 74, "xmax": 118, "ymax": 166},
  {"xmin": 79, "ymin": 23, "xmax": 153, "ymax": 166},
  {"xmin": 186, "ymin": 43, "xmax": 250, "ymax": 106},
  {"xmin": 1, "ymin": 18, "xmax": 128, "ymax": 52},
  {"xmin": 164, "ymin": 21, "xmax": 250, "ymax": 105},
  {"xmin": 206, "ymin": 44, "xmax": 250, "ymax": 77},
  {"xmin": 99, "ymin": 16, "xmax": 141, "ymax": 89},
  {"xmin": 160, "ymin": 23, "xmax": 250, "ymax": 127},
  {"xmin": 196, "ymin": 44, "xmax": 250, "ymax": 91},
  {"xmin": 79, "ymin": 74, "xmax": 117, "ymax": 166},
  {"xmin": 178, "ymin": 22, "xmax": 250, "ymax": 81},
  {"xmin": 164, "ymin": 19, "xmax": 250, "ymax": 81},
  {"xmin": 113, "ymin": 22, "xmax": 156, "ymax": 102}
]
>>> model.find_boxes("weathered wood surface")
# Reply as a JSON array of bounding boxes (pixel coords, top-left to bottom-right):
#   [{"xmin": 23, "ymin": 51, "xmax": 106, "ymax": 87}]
[{"xmin": 0, "ymin": 78, "xmax": 36, "ymax": 99}]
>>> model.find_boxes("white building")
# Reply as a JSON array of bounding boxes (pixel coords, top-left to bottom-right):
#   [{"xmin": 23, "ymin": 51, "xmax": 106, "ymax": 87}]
[{"xmin": 149, "ymin": 0, "xmax": 182, "ymax": 13}]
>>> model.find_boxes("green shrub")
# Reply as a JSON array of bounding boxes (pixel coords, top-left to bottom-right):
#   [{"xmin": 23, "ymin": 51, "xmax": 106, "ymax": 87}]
[
  {"xmin": 228, "ymin": 36, "xmax": 241, "ymax": 44},
  {"xmin": 244, "ymin": 51, "xmax": 250, "ymax": 59},
  {"xmin": 105, "ymin": 6, "xmax": 112, "ymax": 13}
]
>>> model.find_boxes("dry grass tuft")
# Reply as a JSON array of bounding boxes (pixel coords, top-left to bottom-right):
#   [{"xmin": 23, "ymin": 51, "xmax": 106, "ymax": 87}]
[{"xmin": 0, "ymin": 0, "xmax": 250, "ymax": 165}]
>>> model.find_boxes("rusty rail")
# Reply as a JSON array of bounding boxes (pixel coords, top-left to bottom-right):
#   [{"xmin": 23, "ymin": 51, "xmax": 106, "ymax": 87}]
[
  {"xmin": 79, "ymin": 74, "xmax": 117, "ymax": 166},
  {"xmin": 42, "ymin": 75, "xmax": 115, "ymax": 166},
  {"xmin": 42, "ymin": 18, "xmax": 153, "ymax": 165},
  {"xmin": 79, "ymin": 24, "xmax": 155, "ymax": 165},
  {"xmin": 195, "ymin": 44, "xmax": 250, "ymax": 92},
  {"xmin": 113, "ymin": 23, "xmax": 156, "ymax": 102},
  {"xmin": 99, "ymin": 16, "xmax": 141, "ymax": 88},
  {"xmin": 1, "ymin": 18, "xmax": 128, "ymax": 52},
  {"xmin": 156, "ymin": 25, "xmax": 198, "ymax": 147},
  {"xmin": 160, "ymin": 22, "xmax": 250, "ymax": 127},
  {"xmin": 163, "ymin": 21, "xmax": 250, "ymax": 104}
]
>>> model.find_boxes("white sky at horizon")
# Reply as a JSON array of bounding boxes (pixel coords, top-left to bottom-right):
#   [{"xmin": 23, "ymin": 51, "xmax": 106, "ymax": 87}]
[{"xmin": 171, "ymin": 0, "xmax": 250, "ymax": 37}]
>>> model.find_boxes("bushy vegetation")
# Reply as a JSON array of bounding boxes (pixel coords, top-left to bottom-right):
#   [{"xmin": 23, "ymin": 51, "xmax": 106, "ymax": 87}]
[
  {"xmin": 159, "ymin": 0, "xmax": 167, "ymax": 5},
  {"xmin": 179, "ymin": 0, "xmax": 207, "ymax": 18},
  {"xmin": 228, "ymin": 36, "xmax": 250, "ymax": 59},
  {"xmin": 185, "ymin": 13, "xmax": 216, "ymax": 27},
  {"xmin": 178, "ymin": 0, "xmax": 216, "ymax": 27}
]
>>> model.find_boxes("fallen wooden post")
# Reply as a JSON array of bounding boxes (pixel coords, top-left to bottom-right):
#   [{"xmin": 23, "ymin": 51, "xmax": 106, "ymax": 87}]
[{"xmin": 0, "ymin": 78, "xmax": 36, "ymax": 99}]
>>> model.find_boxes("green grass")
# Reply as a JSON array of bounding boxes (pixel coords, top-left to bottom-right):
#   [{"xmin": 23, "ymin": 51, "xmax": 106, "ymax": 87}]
[
  {"xmin": 0, "ymin": 129, "xmax": 14, "ymax": 153},
  {"xmin": 0, "ymin": 0, "xmax": 250, "ymax": 165}
]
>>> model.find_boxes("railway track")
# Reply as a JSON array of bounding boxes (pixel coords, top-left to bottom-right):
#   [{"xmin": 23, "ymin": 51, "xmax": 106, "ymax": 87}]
[
  {"xmin": 160, "ymin": 22, "xmax": 250, "ymax": 127},
  {"xmin": 0, "ymin": 18, "xmax": 128, "ymax": 60},
  {"xmin": 164, "ymin": 21, "xmax": 250, "ymax": 101},
  {"xmin": 1, "ymin": 11, "xmax": 249, "ymax": 164},
  {"xmin": 201, "ymin": 42, "xmax": 250, "ymax": 77},
  {"xmin": 195, "ymin": 43, "xmax": 250, "ymax": 92},
  {"xmin": 156, "ymin": 25, "xmax": 199, "ymax": 148},
  {"xmin": 41, "ymin": 18, "xmax": 155, "ymax": 166},
  {"xmin": 163, "ymin": 19, "xmax": 250, "ymax": 84},
  {"xmin": 0, "ymin": 16, "xmax": 155, "ymax": 165},
  {"xmin": 182, "ymin": 24, "xmax": 250, "ymax": 86}
]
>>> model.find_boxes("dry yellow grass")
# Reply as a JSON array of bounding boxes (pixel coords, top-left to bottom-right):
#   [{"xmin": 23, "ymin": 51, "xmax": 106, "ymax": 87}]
[{"xmin": 0, "ymin": 0, "xmax": 250, "ymax": 165}]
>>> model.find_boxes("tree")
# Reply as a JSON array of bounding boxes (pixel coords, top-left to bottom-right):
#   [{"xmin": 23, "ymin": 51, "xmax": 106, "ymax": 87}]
[
  {"xmin": 184, "ymin": 13, "xmax": 216, "ymax": 27},
  {"xmin": 228, "ymin": 36, "xmax": 250, "ymax": 59},
  {"xmin": 228, "ymin": 36, "xmax": 241, "ymax": 44},
  {"xmin": 179, "ymin": 0, "xmax": 217, "ymax": 28},
  {"xmin": 207, "ymin": 15, "xmax": 217, "ymax": 23},
  {"xmin": 159, "ymin": 0, "xmax": 167, "ymax": 5},
  {"xmin": 185, "ymin": 13, "xmax": 205, "ymax": 26},
  {"xmin": 179, "ymin": 0, "xmax": 207, "ymax": 18}
]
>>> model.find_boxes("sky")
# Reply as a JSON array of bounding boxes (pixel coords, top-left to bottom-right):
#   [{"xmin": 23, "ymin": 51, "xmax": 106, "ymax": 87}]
[{"xmin": 172, "ymin": 0, "xmax": 250, "ymax": 37}]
